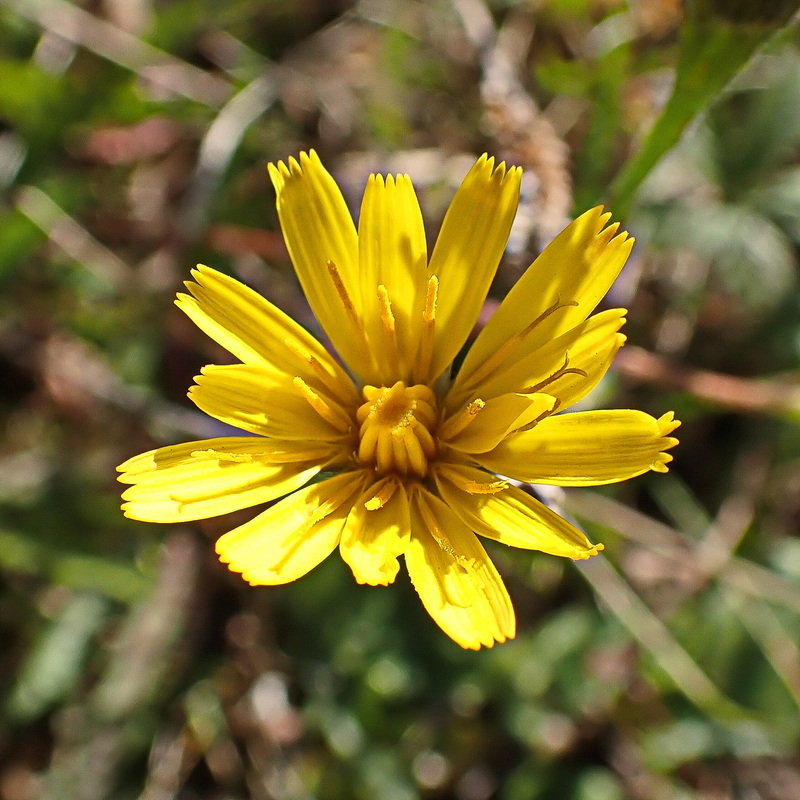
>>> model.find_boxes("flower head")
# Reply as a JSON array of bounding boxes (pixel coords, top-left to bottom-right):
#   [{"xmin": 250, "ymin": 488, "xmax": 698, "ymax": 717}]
[{"xmin": 118, "ymin": 151, "xmax": 679, "ymax": 649}]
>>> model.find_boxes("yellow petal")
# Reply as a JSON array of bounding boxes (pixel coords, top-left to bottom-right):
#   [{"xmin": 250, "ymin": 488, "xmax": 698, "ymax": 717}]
[
  {"xmin": 216, "ymin": 471, "xmax": 367, "ymax": 585},
  {"xmin": 460, "ymin": 207, "xmax": 633, "ymax": 383},
  {"xmin": 425, "ymin": 155, "xmax": 522, "ymax": 382},
  {"xmin": 176, "ymin": 265, "xmax": 358, "ymax": 406},
  {"xmin": 339, "ymin": 478, "xmax": 411, "ymax": 586},
  {"xmin": 188, "ymin": 364, "xmax": 353, "ymax": 442},
  {"xmin": 268, "ymin": 151, "xmax": 365, "ymax": 374},
  {"xmin": 434, "ymin": 464, "xmax": 602, "ymax": 559},
  {"xmin": 358, "ymin": 173, "xmax": 427, "ymax": 383},
  {"xmin": 448, "ymin": 309, "xmax": 626, "ymax": 413},
  {"xmin": 405, "ymin": 487, "xmax": 515, "ymax": 650},
  {"xmin": 118, "ymin": 438, "xmax": 322, "ymax": 523},
  {"xmin": 477, "ymin": 410, "xmax": 681, "ymax": 486},
  {"xmin": 441, "ymin": 392, "xmax": 556, "ymax": 454}
]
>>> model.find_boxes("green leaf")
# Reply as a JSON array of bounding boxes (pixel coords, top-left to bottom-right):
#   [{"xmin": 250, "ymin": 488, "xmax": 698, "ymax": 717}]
[
  {"xmin": 0, "ymin": 527, "xmax": 150, "ymax": 604},
  {"xmin": 0, "ymin": 209, "xmax": 43, "ymax": 283},
  {"xmin": 7, "ymin": 593, "xmax": 108, "ymax": 722},
  {"xmin": 608, "ymin": 0, "xmax": 800, "ymax": 214}
]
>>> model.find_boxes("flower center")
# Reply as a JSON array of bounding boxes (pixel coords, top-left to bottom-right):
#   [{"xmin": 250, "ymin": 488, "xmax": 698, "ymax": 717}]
[{"xmin": 356, "ymin": 381, "xmax": 438, "ymax": 477}]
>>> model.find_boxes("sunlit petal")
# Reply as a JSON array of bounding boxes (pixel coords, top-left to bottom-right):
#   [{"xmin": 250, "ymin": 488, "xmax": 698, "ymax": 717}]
[
  {"xmin": 425, "ymin": 156, "xmax": 522, "ymax": 382},
  {"xmin": 176, "ymin": 265, "xmax": 358, "ymax": 405},
  {"xmin": 340, "ymin": 478, "xmax": 411, "ymax": 586},
  {"xmin": 188, "ymin": 364, "xmax": 354, "ymax": 442},
  {"xmin": 216, "ymin": 472, "xmax": 367, "ymax": 585},
  {"xmin": 477, "ymin": 410, "xmax": 680, "ymax": 486},
  {"xmin": 119, "ymin": 438, "xmax": 322, "ymax": 523},
  {"xmin": 441, "ymin": 392, "xmax": 556, "ymax": 454},
  {"xmin": 405, "ymin": 487, "xmax": 515, "ymax": 649},
  {"xmin": 358, "ymin": 174, "xmax": 427, "ymax": 383},
  {"xmin": 434, "ymin": 464, "xmax": 602, "ymax": 559},
  {"xmin": 460, "ymin": 207, "xmax": 633, "ymax": 384},
  {"xmin": 448, "ymin": 309, "xmax": 626, "ymax": 412},
  {"xmin": 268, "ymin": 151, "xmax": 365, "ymax": 372}
]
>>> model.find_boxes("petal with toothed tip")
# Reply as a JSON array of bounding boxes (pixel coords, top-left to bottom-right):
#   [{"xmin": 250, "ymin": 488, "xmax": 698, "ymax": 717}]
[
  {"xmin": 268, "ymin": 151, "xmax": 366, "ymax": 375},
  {"xmin": 425, "ymin": 155, "xmax": 522, "ymax": 383},
  {"xmin": 476, "ymin": 410, "xmax": 680, "ymax": 486},
  {"xmin": 458, "ymin": 207, "xmax": 633, "ymax": 388}
]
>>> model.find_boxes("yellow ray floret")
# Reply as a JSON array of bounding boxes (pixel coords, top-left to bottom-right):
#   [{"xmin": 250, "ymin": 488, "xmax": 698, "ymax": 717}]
[{"xmin": 477, "ymin": 410, "xmax": 680, "ymax": 486}]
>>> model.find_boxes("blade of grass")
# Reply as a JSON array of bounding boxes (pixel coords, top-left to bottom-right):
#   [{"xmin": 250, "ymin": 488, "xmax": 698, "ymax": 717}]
[{"xmin": 608, "ymin": 0, "xmax": 800, "ymax": 215}]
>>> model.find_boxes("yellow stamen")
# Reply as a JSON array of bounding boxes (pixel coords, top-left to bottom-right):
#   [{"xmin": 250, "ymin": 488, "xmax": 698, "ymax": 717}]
[
  {"xmin": 191, "ymin": 445, "xmax": 333, "ymax": 465},
  {"xmin": 377, "ymin": 284, "xmax": 400, "ymax": 374},
  {"xmin": 327, "ymin": 260, "xmax": 372, "ymax": 366},
  {"xmin": 293, "ymin": 377, "xmax": 353, "ymax": 432},
  {"xmin": 356, "ymin": 382, "xmax": 438, "ymax": 477},
  {"xmin": 464, "ymin": 479, "xmax": 508, "ymax": 494},
  {"xmin": 438, "ymin": 399, "xmax": 485, "ymax": 442},
  {"xmin": 284, "ymin": 337, "xmax": 360, "ymax": 405},
  {"xmin": 414, "ymin": 275, "xmax": 438, "ymax": 383},
  {"xmin": 326, "ymin": 260, "xmax": 358, "ymax": 323},
  {"xmin": 365, "ymin": 478, "xmax": 398, "ymax": 511}
]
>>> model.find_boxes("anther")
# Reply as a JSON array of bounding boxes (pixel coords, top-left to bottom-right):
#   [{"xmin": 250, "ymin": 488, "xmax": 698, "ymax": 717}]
[
  {"xmin": 293, "ymin": 377, "xmax": 353, "ymax": 431},
  {"xmin": 326, "ymin": 260, "xmax": 358, "ymax": 325},
  {"xmin": 438, "ymin": 399, "xmax": 485, "ymax": 441},
  {"xmin": 414, "ymin": 275, "xmax": 438, "ymax": 383},
  {"xmin": 190, "ymin": 449, "xmax": 253, "ymax": 463},
  {"xmin": 464, "ymin": 479, "xmax": 508, "ymax": 494},
  {"xmin": 424, "ymin": 275, "xmax": 438, "ymax": 323},
  {"xmin": 377, "ymin": 284, "xmax": 400, "ymax": 374},
  {"xmin": 365, "ymin": 479, "xmax": 398, "ymax": 511},
  {"xmin": 327, "ymin": 260, "xmax": 373, "ymax": 367},
  {"xmin": 436, "ymin": 464, "xmax": 507, "ymax": 494},
  {"xmin": 284, "ymin": 337, "xmax": 359, "ymax": 404}
]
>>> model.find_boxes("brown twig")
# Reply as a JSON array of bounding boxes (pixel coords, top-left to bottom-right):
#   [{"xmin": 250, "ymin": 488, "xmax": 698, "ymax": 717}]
[{"xmin": 615, "ymin": 345, "xmax": 800, "ymax": 417}]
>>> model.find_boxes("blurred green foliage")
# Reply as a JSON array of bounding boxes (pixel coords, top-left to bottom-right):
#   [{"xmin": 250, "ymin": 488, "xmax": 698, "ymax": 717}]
[{"xmin": 2, "ymin": 1, "xmax": 800, "ymax": 799}]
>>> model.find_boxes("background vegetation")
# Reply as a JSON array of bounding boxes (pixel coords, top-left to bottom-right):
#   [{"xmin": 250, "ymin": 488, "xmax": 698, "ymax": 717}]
[{"xmin": 2, "ymin": 1, "xmax": 800, "ymax": 798}]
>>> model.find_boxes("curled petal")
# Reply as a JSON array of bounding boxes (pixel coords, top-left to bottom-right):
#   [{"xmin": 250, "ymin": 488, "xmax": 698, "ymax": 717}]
[
  {"xmin": 441, "ymin": 393, "xmax": 556, "ymax": 454},
  {"xmin": 176, "ymin": 265, "xmax": 358, "ymax": 404},
  {"xmin": 448, "ymin": 309, "xmax": 626, "ymax": 413}
]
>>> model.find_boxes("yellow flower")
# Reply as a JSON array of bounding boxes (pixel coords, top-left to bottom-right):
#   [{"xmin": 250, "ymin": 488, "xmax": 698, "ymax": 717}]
[{"xmin": 118, "ymin": 151, "xmax": 679, "ymax": 650}]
